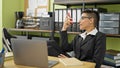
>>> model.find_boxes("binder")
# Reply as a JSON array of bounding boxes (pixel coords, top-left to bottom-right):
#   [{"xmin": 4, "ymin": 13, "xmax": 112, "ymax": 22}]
[
  {"xmin": 72, "ymin": 9, "xmax": 77, "ymax": 32},
  {"xmin": 59, "ymin": 22, "xmax": 63, "ymax": 30},
  {"xmin": 67, "ymin": 9, "xmax": 72, "ymax": 32},
  {"xmin": 77, "ymin": 9, "xmax": 82, "ymax": 32},
  {"xmin": 67, "ymin": 9, "xmax": 72, "ymax": 17},
  {"xmin": 63, "ymin": 9, "xmax": 67, "ymax": 23},
  {"xmin": 72, "ymin": 23, "xmax": 77, "ymax": 32},
  {"xmin": 59, "ymin": 9, "xmax": 63, "ymax": 22},
  {"xmin": 55, "ymin": 10, "xmax": 59, "ymax": 22},
  {"xmin": 55, "ymin": 9, "xmax": 59, "ymax": 31},
  {"xmin": 72, "ymin": 9, "xmax": 77, "ymax": 23},
  {"xmin": 77, "ymin": 23, "xmax": 80, "ymax": 32},
  {"xmin": 77, "ymin": 9, "xmax": 82, "ymax": 22}
]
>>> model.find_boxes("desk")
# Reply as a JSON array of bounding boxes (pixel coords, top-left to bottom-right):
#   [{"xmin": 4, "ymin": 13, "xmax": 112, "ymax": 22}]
[{"xmin": 4, "ymin": 56, "xmax": 95, "ymax": 68}]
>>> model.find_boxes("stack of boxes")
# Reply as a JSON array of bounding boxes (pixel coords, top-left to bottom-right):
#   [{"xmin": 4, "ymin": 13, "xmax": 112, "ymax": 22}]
[{"xmin": 99, "ymin": 13, "xmax": 120, "ymax": 34}]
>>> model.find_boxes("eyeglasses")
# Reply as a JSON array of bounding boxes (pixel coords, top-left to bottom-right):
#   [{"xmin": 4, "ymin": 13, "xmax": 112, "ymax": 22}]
[{"xmin": 81, "ymin": 16, "xmax": 92, "ymax": 20}]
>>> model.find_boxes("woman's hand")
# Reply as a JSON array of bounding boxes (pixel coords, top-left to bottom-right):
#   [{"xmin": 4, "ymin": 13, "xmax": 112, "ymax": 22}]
[
  {"xmin": 58, "ymin": 54, "xmax": 68, "ymax": 58},
  {"xmin": 61, "ymin": 13, "xmax": 73, "ymax": 31}
]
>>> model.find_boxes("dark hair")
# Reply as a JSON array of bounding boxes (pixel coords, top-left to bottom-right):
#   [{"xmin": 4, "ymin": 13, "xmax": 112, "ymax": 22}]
[{"xmin": 81, "ymin": 10, "xmax": 99, "ymax": 27}]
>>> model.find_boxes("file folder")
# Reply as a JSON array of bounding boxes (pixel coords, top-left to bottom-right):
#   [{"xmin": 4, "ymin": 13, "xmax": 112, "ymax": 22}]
[
  {"xmin": 72, "ymin": 23, "xmax": 77, "ymax": 32},
  {"xmin": 67, "ymin": 9, "xmax": 72, "ymax": 18},
  {"xmin": 67, "ymin": 9, "xmax": 72, "ymax": 32},
  {"xmin": 72, "ymin": 9, "xmax": 77, "ymax": 23},
  {"xmin": 63, "ymin": 9, "xmax": 67, "ymax": 23},
  {"xmin": 77, "ymin": 9, "xmax": 82, "ymax": 22},
  {"xmin": 55, "ymin": 9, "xmax": 59, "ymax": 22},
  {"xmin": 59, "ymin": 9, "xmax": 63, "ymax": 22}
]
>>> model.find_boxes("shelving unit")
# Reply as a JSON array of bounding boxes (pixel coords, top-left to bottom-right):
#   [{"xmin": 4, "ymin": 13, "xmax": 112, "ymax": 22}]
[
  {"xmin": 54, "ymin": 0, "xmax": 120, "ymax": 6},
  {"xmin": 52, "ymin": 0, "xmax": 120, "ymax": 38}
]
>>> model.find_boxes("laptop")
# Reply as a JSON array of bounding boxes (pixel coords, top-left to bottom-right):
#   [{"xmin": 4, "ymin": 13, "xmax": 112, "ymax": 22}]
[{"xmin": 11, "ymin": 39, "xmax": 58, "ymax": 68}]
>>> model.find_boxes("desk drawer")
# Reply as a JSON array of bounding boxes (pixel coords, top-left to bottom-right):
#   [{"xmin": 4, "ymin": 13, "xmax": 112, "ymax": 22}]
[
  {"xmin": 100, "ymin": 13, "xmax": 120, "ymax": 20},
  {"xmin": 99, "ymin": 27, "xmax": 119, "ymax": 34},
  {"xmin": 99, "ymin": 21, "xmax": 119, "ymax": 27}
]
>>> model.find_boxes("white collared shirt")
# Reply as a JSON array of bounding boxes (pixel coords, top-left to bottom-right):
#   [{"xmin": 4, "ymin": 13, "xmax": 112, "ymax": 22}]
[{"xmin": 79, "ymin": 28, "xmax": 98, "ymax": 40}]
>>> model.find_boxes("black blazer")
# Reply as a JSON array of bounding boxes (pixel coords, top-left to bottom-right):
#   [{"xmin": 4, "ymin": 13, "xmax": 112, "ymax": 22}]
[{"xmin": 60, "ymin": 31, "xmax": 106, "ymax": 68}]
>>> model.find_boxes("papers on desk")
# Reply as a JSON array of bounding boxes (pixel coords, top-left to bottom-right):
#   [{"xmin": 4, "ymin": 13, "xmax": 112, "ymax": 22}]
[
  {"xmin": 5, "ymin": 52, "xmax": 13, "ymax": 58},
  {"xmin": 59, "ymin": 57, "xmax": 83, "ymax": 66},
  {"xmin": 5, "ymin": 52, "xmax": 13, "ymax": 61},
  {"xmin": 24, "ymin": 23, "xmax": 40, "ymax": 28},
  {"xmin": 101, "ymin": 65, "xmax": 115, "ymax": 68}
]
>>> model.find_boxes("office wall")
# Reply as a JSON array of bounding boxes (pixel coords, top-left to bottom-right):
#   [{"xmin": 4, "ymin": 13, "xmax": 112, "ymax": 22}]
[
  {"xmin": 1, "ymin": 0, "xmax": 24, "ymax": 49},
  {"xmin": 50, "ymin": 0, "xmax": 66, "ymax": 11},
  {"xmin": 0, "ymin": 0, "xmax": 2, "ymax": 50},
  {"xmin": 107, "ymin": 37, "xmax": 120, "ymax": 50},
  {"xmin": 2, "ymin": 0, "xmax": 24, "ymax": 28}
]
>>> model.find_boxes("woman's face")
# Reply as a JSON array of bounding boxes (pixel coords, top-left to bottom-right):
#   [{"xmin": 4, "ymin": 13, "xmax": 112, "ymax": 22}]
[{"xmin": 78, "ymin": 13, "xmax": 92, "ymax": 30}]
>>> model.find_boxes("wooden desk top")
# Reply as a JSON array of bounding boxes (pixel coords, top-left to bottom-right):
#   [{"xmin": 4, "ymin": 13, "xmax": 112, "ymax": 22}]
[{"xmin": 4, "ymin": 56, "xmax": 95, "ymax": 68}]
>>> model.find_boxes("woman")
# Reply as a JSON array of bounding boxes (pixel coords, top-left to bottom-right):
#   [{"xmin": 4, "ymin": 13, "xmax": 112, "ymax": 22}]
[{"xmin": 59, "ymin": 10, "xmax": 106, "ymax": 68}]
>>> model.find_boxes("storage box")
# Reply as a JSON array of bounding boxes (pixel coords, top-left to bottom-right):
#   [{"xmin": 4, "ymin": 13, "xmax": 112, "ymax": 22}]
[
  {"xmin": 100, "ymin": 13, "xmax": 120, "ymax": 20},
  {"xmin": 99, "ymin": 27, "xmax": 119, "ymax": 34},
  {"xmin": 99, "ymin": 21, "xmax": 119, "ymax": 27},
  {"xmin": 39, "ymin": 17, "xmax": 53, "ymax": 30}
]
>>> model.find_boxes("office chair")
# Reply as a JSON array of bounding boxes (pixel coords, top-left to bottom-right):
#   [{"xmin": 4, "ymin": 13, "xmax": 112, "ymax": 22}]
[{"xmin": 47, "ymin": 40, "xmax": 70, "ymax": 57}]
